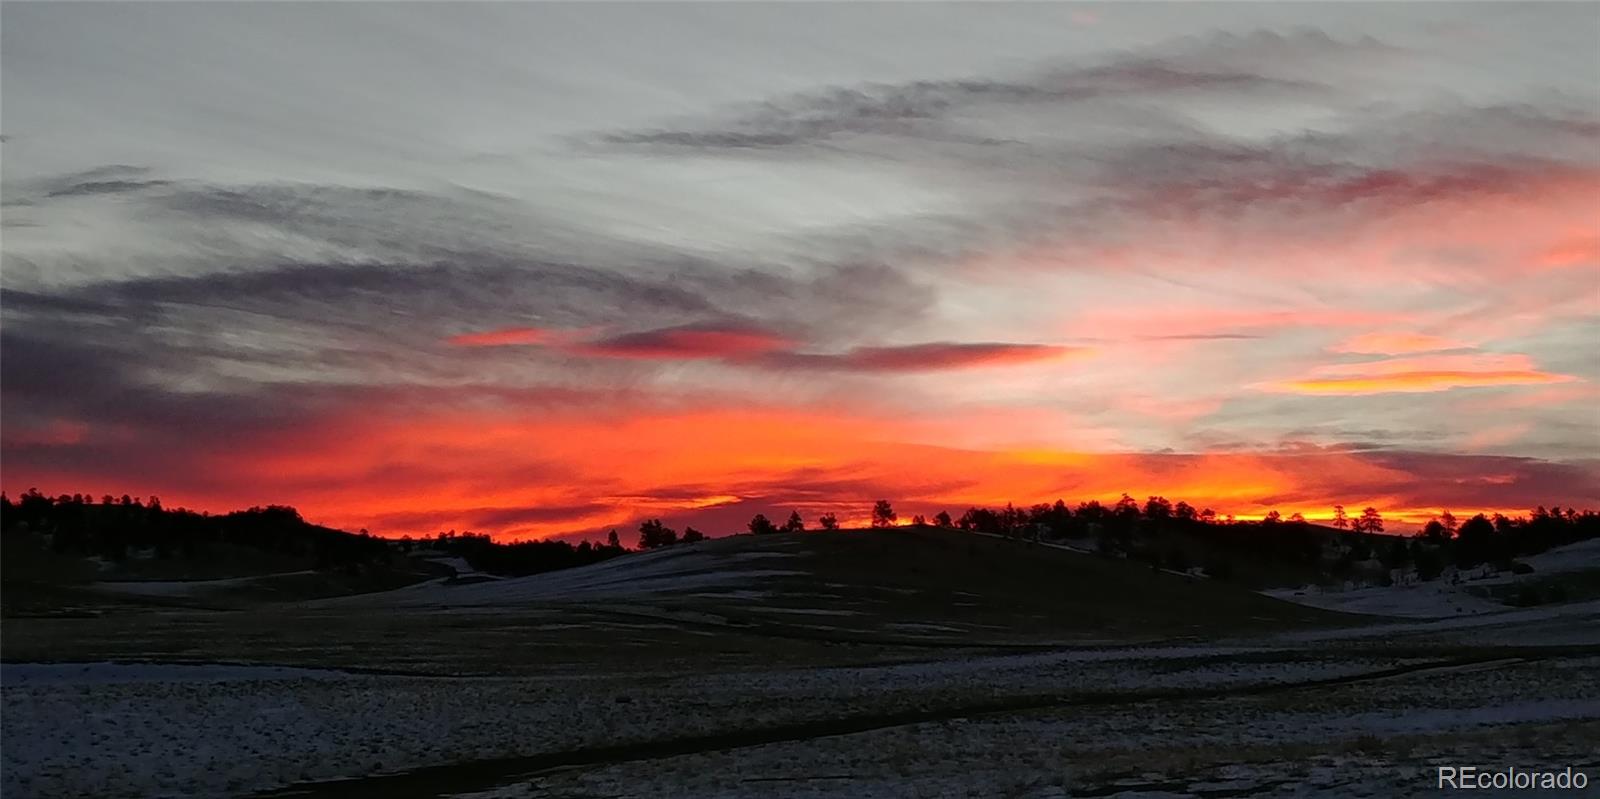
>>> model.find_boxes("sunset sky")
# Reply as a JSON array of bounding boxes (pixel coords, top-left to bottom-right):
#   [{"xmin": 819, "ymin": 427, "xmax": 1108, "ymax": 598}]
[{"xmin": 3, "ymin": 3, "xmax": 1597, "ymax": 539}]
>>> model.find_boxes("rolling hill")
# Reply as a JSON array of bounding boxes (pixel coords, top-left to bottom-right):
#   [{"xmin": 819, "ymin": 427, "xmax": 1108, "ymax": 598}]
[{"xmin": 339, "ymin": 526, "xmax": 1354, "ymax": 646}]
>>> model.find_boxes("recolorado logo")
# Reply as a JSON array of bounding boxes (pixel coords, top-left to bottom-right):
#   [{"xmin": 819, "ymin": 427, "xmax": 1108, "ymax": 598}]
[{"xmin": 1439, "ymin": 766, "xmax": 1589, "ymax": 790}]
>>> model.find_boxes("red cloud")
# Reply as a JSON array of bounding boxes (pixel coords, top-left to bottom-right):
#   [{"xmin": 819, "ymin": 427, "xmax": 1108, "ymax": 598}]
[
  {"xmin": 557, "ymin": 324, "xmax": 1079, "ymax": 373},
  {"xmin": 1, "ymin": 419, "xmax": 90, "ymax": 447},
  {"xmin": 569, "ymin": 323, "xmax": 794, "ymax": 360},
  {"xmin": 445, "ymin": 327, "xmax": 552, "ymax": 347}
]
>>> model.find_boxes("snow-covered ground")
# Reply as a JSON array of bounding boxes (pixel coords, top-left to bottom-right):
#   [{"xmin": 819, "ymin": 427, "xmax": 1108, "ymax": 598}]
[
  {"xmin": 1264, "ymin": 537, "xmax": 1600, "ymax": 619},
  {"xmin": 91, "ymin": 571, "xmax": 317, "ymax": 597},
  {"xmin": 0, "ymin": 646, "xmax": 1465, "ymax": 799},
  {"xmin": 1521, "ymin": 537, "xmax": 1600, "ymax": 574},
  {"xmin": 331, "ymin": 543, "xmax": 807, "ymax": 607},
  {"xmin": 10, "ymin": 536, "xmax": 1597, "ymax": 798},
  {"xmin": 1275, "ymin": 598, "xmax": 1600, "ymax": 644},
  {"xmin": 445, "ymin": 656, "xmax": 1600, "ymax": 799},
  {"xmin": 1263, "ymin": 580, "xmax": 1508, "ymax": 618},
  {"xmin": 0, "ymin": 629, "xmax": 1442, "ymax": 797},
  {"xmin": 0, "ymin": 662, "xmax": 355, "ymax": 686},
  {"xmin": 7, "ymin": 608, "xmax": 1597, "ymax": 798}
]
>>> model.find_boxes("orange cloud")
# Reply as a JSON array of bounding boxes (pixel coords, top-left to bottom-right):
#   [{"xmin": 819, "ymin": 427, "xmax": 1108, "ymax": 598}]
[
  {"xmin": 11, "ymin": 394, "xmax": 1591, "ymax": 541},
  {"xmin": 445, "ymin": 327, "xmax": 552, "ymax": 347},
  {"xmin": 1267, "ymin": 353, "xmax": 1577, "ymax": 395},
  {"xmin": 1330, "ymin": 331, "xmax": 1470, "ymax": 355},
  {"xmin": 1535, "ymin": 235, "xmax": 1600, "ymax": 269}
]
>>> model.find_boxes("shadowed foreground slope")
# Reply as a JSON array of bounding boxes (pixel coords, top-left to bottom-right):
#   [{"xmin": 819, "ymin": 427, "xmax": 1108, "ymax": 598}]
[
  {"xmin": 5, "ymin": 527, "xmax": 1354, "ymax": 676},
  {"xmin": 339, "ymin": 526, "xmax": 1354, "ymax": 645}
]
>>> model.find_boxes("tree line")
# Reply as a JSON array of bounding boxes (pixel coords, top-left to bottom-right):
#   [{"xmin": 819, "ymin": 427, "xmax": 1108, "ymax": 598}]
[
  {"xmin": 721, "ymin": 495, "xmax": 1598, "ymax": 583},
  {"xmin": 0, "ymin": 489, "xmax": 622, "ymax": 580},
  {"xmin": 1, "ymin": 489, "xmax": 390, "ymax": 572},
  {"xmin": 403, "ymin": 529, "xmax": 627, "ymax": 577},
  {"xmin": 8, "ymin": 488, "xmax": 1595, "ymax": 584}
]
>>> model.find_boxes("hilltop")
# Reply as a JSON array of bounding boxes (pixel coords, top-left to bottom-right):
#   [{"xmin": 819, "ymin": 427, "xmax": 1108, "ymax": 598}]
[{"xmin": 340, "ymin": 525, "xmax": 1350, "ymax": 646}]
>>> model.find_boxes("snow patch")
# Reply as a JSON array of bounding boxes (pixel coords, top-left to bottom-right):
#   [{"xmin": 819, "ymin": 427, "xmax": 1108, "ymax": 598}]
[
  {"xmin": 1, "ymin": 662, "xmax": 355, "ymax": 686},
  {"xmin": 748, "ymin": 606, "xmax": 860, "ymax": 616},
  {"xmin": 92, "ymin": 571, "xmax": 317, "ymax": 597},
  {"xmin": 330, "ymin": 544, "xmax": 809, "ymax": 607}
]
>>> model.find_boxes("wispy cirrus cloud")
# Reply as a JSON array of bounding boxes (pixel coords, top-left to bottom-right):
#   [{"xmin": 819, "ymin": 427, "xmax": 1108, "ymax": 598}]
[
  {"xmin": 1265, "ymin": 353, "xmax": 1579, "ymax": 396},
  {"xmin": 1329, "ymin": 332, "xmax": 1471, "ymax": 356},
  {"xmin": 444, "ymin": 321, "xmax": 1079, "ymax": 373},
  {"xmin": 764, "ymin": 342, "xmax": 1084, "ymax": 372},
  {"xmin": 596, "ymin": 30, "xmax": 1381, "ymax": 154},
  {"xmin": 568, "ymin": 322, "xmax": 795, "ymax": 360}
]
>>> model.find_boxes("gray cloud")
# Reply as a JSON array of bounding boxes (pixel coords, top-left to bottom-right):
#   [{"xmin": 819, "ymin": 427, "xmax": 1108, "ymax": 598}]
[
  {"xmin": 0, "ymin": 166, "xmax": 946, "ymax": 463},
  {"xmin": 597, "ymin": 30, "xmax": 1369, "ymax": 154},
  {"xmin": 47, "ymin": 179, "xmax": 172, "ymax": 197}
]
